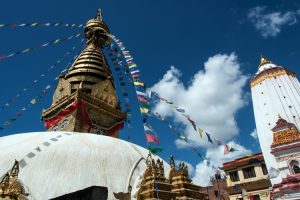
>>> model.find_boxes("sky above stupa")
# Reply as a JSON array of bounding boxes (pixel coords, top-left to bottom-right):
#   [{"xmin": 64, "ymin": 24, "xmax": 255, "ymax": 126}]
[{"xmin": 0, "ymin": 0, "xmax": 300, "ymax": 186}]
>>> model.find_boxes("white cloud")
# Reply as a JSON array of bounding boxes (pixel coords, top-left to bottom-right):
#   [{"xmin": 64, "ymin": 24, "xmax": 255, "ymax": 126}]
[
  {"xmin": 248, "ymin": 6, "xmax": 299, "ymax": 38},
  {"xmin": 151, "ymin": 53, "xmax": 248, "ymax": 148},
  {"xmin": 192, "ymin": 141, "xmax": 252, "ymax": 186},
  {"xmin": 250, "ymin": 128, "xmax": 258, "ymax": 140}
]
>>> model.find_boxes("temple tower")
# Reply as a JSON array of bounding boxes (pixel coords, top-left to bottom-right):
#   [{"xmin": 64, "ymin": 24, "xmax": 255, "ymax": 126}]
[
  {"xmin": 42, "ymin": 9, "xmax": 126, "ymax": 137},
  {"xmin": 250, "ymin": 55, "xmax": 300, "ymax": 184}
]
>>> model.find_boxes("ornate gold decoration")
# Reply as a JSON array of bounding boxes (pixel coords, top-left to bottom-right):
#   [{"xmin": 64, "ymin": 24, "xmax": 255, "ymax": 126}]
[
  {"xmin": 52, "ymin": 78, "xmax": 71, "ymax": 105},
  {"xmin": 271, "ymin": 127, "xmax": 300, "ymax": 147},
  {"xmin": 258, "ymin": 55, "xmax": 272, "ymax": 68},
  {"xmin": 0, "ymin": 160, "xmax": 28, "ymax": 200},
  {"xmin": 91, "ymin": 80, "xmax": 118, "ymax": 108}
]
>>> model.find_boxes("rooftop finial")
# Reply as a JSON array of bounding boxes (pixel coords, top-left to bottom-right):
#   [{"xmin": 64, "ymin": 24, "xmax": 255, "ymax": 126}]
[
  {"xmin": 96, "ymin": 8, "xmax": 102, "ymax": 21},
  {"xmin": 259, "ymin": 54, "xmax": 272, "ymax": 68}
]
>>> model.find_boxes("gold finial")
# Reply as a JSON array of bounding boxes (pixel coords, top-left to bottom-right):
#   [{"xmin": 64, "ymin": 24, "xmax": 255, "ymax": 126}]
[
  {"xmin": 259, "ymin": 54, "xmax": 272, "ymax": 68},
  {"xmin": 170, "ymin": 155, "xmax": 175, "ymax": 168},
  {"xmin": 146, "ymin": 153, "xmax": 152, "ymax": 166},
  {"xmin": 96, "ymin": 8, "xmax": 103, "ymax": 21}
]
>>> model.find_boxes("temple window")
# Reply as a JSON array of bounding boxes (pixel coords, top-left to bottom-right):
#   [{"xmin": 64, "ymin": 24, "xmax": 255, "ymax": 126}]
[
  {"xmin": 229, "ymin": 171, "xmax": 239, "ymax": 182},
  {"xmin": 290, "ymin": 160, "xmax": 300, "ymax": 174},
  {"xmin": 261, "ymin": 164, "xmax": 268, "ymax": 175},
  {"xmin": 242, "ymin": 166, "xmax": 256, "ymax": 179}
]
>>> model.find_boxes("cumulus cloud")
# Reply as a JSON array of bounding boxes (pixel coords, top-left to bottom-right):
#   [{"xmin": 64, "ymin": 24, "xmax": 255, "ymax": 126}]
[
  {"xmin": 250, "ymin": 128, "xmax": 258, "ymax": 140},
  {"xmin": 248, "ymin": 6, "xmax": 299, "ymax": 38},
  {"xmin": 192, "ymin": 141, "xmax": 252, "ymax": 186},
  {"xmin": 151, "ymin": 53, "xmax": 248, "ymax": 148}
]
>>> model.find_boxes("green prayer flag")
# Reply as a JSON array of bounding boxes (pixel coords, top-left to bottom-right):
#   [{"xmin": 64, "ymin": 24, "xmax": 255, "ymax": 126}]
[
  {"xmin": 229, "ymin": 147, "xmax": 238, "ymax": 152},
  {"xmin": 148, "ymin": 146, "xmax": 163, "ymax": 155}
]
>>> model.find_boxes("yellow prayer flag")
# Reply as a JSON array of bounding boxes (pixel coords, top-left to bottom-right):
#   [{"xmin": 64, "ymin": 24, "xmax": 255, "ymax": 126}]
[
  {"xmin": 197, "ymin": 128, "xmax": 203, "ymax": 138},
  {"xmin": 134, "ymin": 81, "xmax": 144, "ymax": 86},
  {"xmin": 128, "ymin": 64, "xmax": 137, "ymax": 69},
  {"xmin": 31, "ymin": 99, "xmax": 36, "ymax": 104},
  {"xmin": 140, "ymin": 107, "xmax": 149, "ymax": 114}
]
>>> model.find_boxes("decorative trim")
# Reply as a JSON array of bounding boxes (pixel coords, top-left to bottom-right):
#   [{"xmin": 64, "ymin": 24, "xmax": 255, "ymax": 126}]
[{"xmin": 250, "ymin": 68, "xmax": 295, "ymax": 88}]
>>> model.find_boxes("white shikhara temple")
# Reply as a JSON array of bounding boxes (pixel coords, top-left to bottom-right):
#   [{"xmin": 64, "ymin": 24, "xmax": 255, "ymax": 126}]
[{"xmin": 251, "ymin": 56, "xmax": 300, "ymax": 198}]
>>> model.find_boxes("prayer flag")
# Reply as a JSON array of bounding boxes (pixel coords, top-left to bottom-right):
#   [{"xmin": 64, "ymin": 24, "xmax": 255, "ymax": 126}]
[
  {"xmin": 224, "ymin": 144, "xmax": 229, "ymax": 155},
  {"xmin": 130, "ymin": 70, "xmax": 140, "ymax": 74},
  {"xmin": 197, "ymin": 128, "xmax": 203, "ymax": 138},
  {"xmin": 16, "ymin": 112, "xmax": 22, "ymax": 117},
  {"xmin": 139, "ymin": 102, "xmax": 150, "ymax": 110},
  {"xmin": 176, "ymin": 108, "xmax": 185, "ymax": 113},
  {"xmin": 145, "ymin": 133, "xmax": 159, "ymax": 144},
  {"xmin": 144, "ymin": 123, "xmax": 154, "ymax": 132},
  {"xmin": 186, "ymin": 117, "xmax": 197, "ymax": 131},
  {"xmin": 179, "ymin": 135, "xmax": 187, "ymax": 140},
  {"xmin": 31, "ymin": 99, "xmax": 36, "ymax": 104},
  {"xmin": 128, "ymin": 63, "xmax": 137, "ymax": 68},
  {"xmin": 46, "ymin": 85, "xmax": 51, "ymax": 90},
  {"xmin": 148, "ymin": 146, "xmax": 162, "ymax": 154},
  {"xmin": 41, "ymin": 89, "xmax": 46, "ymax": 94},
  {"xmin": 132, "ymin": 74, "xmax": 140, "ymax": 78},
  {"xmin": 4, "ymin": 121, "xmax": 11, "ymax": 126},
  {"xmin": 229, "ymin": 147, "xmax": 238, "ymax": 152},
  {"xmin": 206, "ymin": 132, "xmax": 213, "ymax": 144},
  {"xmin": 136, "ymin": 91, "xmax": 147, "ymax": 97},
  {"xmin": 134, "ymin": 81, "xmax": 144, "ymax": 86},
  {"xmin": 137, "ymin": 96, "xmax": 148, "ymax": 103},
  {"xmin": 140, "ymin": 107, "xmax": 149, "ymax": 114}
]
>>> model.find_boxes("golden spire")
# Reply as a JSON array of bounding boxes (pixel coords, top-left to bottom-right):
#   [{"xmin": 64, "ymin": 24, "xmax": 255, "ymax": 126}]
[{"xmin": 259, "ymin": 54, "xmax": 272, "ymax": 68}]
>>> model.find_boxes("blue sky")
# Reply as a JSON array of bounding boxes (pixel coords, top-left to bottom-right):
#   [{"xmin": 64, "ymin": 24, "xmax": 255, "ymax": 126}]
[{"xmin": 0, "ymin": 0, "xmax": 300, "ymax": 185}]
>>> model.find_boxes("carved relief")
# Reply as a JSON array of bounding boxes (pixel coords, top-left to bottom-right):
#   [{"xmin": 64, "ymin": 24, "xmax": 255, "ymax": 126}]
[
  {"xmin": 91, "ymin": 80, "xmax": 118, "ymax": 108},
  {"xmin": 52, "ymin": 78, "xmax": 71, "ymax": 105},
  {"xmin": 271, "ymin": 128, "xmax": 300, "ymax": 147},
  {"xmin": 277, "ymin": 153, "xmax": 300, "ymax": 162}
]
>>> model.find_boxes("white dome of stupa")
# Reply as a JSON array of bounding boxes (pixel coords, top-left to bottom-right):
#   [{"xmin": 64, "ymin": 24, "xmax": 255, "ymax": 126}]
[{"xmin": 0, "ymin": 132, "xmax": 170, "ymax": 200}]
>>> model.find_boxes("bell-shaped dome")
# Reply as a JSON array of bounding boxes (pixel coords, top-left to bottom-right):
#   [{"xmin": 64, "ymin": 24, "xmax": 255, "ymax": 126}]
[{"xmin": 0, "ymin": 132, "xmax": 169, "ymax": 199}]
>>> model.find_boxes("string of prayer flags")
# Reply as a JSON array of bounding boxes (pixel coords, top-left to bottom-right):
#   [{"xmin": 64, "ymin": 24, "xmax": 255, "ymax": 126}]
[
  {"xmin": 0, "ymin": 44, "xmax": 83, "ymax": 131},
  {"xmin": 109, "ymin": 35, "xmax": 155, "ymax": 146},
  {"xmin": 0, "ymin": 33, "xmax": 82, "ymax": 61},
  {"xmin": 0, "ymin": 40, "xmax": 83, "ymax": 113},
  {"xmin": 0, "ymin": 22, "xmax": 83, "ymax": 28}
]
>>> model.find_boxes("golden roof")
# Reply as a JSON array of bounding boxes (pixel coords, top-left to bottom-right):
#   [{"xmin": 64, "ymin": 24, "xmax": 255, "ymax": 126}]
[{"xmin": 64, "ymin": 9, "xmax": 113, "ymax": 91}]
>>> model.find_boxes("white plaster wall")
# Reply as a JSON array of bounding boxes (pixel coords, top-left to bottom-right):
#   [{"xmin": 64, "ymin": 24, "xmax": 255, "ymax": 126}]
[{"xmin": 251, "ymin": 73, "xmax": 300, "ymax": 184}]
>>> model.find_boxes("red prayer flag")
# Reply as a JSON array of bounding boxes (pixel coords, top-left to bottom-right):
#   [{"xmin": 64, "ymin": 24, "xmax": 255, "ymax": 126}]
[
  {"xmin": 137, "ymin": 96, "xmax": 148, "ymax": 103},
  {"xmin": 145, "ymin": 133, "xmax": 159, "ymax": 144},
  {"xmin": 224, "ymin": 144, "xmax": 229, "ymax": 155}
]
